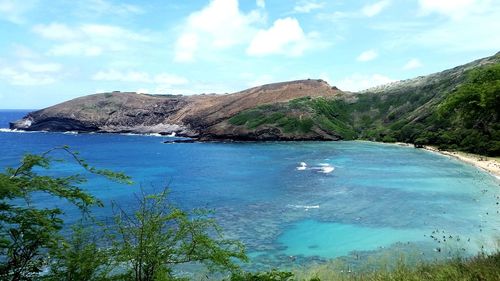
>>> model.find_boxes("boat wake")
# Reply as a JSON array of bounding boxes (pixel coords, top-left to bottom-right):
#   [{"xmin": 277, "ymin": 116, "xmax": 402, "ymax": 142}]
[
  {"xmin": 317, "ymin": 163, "xmax": 335, "ymax": 173},
  {"xmin": 296, "ymin": 162, "xmax": 335, "ymax": 174},
  {"xmin": 287, "ymin": 204, "xmax": 320, "ymax": 211},
  {"xmin": 296, "ymin": 162, "xmax": 307, "ymax": 170}
]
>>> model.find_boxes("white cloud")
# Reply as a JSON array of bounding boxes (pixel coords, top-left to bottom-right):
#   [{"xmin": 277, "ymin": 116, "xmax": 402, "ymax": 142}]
[
  {"xmin": 149, "ymin": 80, "xmax": 236, "ymax": 96},
  {"xmin": 175, "ymin": 33, "xmax": 199, "ymax": 62},
  {"xmin": 362, "ymin": 0, "xmax": 391, "ymax": 17},
  {"xmin": 154, "ymin": 73, "xmax": 189, "ymax": 85},
  {"xmin": 174, "ymin": 0, "xmax": 319, "ymax": 61},
  {"xmin": 135, "ymin": 88, "xmax": 149, "ymax": 94},
  {"xmin": 403, "ymin": 58, "xmax": 423, "ymax": 70},
  {"xmin": 0, "ymin": 59, "xmax": 62, "ymax": 86},
  {"xmin": 48, "ymin": 43, "xmax": 103, "ymax": 57},
  {"xmin": 33, "ymin": 23, "xmax": 150, "ymax": 57},
  {"xmin": 418, "ymin": 0, "xmax": 477, "ymax": 19},
  {"xmin": 34, "ymin": 23, "xmax": 149, "ymax": 42},
  {"xmin": 82, "ymin": 0, "xmax": 144, "ymax": 16},
  {"xmin": 12, "ymin": 44, "xmax": 39, "ymax": 59},
  {"xmin": 247, "ymin": 17, "xmax": 310, "ymax": 56},
  {"xmin": 240, "ymin": 72, "xmax": 274, "ymax": 88},
  {"xmin": 293, "ymin": 1, "xmax": 324, "ymax": 13},
  {"xmin": 174, "ymin": 0, "xmax": 264, "ymax": 62},
  {"xmin": 256, "ymin": 0, "xmax": 265, "ymax": 8},
  {"xmin": 356, "ymin": 50, "xmax": 378, "ymax": 62},
  {"xmin": 336, "ymin": 73, "xmax": 394, "ymax": 92},
  {"xmin": 20, "ymin": 61, "xmax": 61, "ymax": 73},
  {"xmin": 412, "ymin": 8, "xmax": 500, "ymax": 52},
  {"xmin": 317, "ymin": 11, "xmax": 355, "ymax": 22},
  {"xmin": 319, "ymin": 0, "xmax": 390, "ymax": 22},
  {"xmin": 92, "ymin": 70, "xmax": 188, "ymax": 86},
  {"xmin": 32, "ymin": 23, "xmax": 79, "ymax": 40},
  {"xmin": 0, "ymin": 67, "xmax": 57, "ymax": 86},
  {"xmin": 80, "ymin": 24, "xmax": 149, "ymax": 41},
  {"xmin": 0, "ymin": 0, "xmax": 36, "ymax": 24},
  {"xmin": 372, "ymin": 1, "xmax": 499, "ymax": 53}
]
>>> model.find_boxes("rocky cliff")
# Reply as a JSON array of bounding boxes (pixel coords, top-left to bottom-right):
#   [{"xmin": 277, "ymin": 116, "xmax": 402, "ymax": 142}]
[{"xmin": 10, "ymin": 79, "xmax": 342, "ymax": 140}]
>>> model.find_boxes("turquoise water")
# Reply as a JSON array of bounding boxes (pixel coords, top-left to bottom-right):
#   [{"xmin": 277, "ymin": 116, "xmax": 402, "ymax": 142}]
[
  {"xmin": 278, "ymin": 220, "xmax": 427, "ymax": 258},
  {"xmin": 1, "ymin": 110, "xmax": 499, "ymax": 269}
]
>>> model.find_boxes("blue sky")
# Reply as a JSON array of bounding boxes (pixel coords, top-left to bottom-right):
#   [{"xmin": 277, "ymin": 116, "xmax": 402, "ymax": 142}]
[{"xmin": 0, "ymin": 0, "xmax": 499, "ymax": 109}]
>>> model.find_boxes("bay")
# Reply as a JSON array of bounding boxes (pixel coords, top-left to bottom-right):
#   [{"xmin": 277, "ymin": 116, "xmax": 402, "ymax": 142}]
[{"xmin": 1, "ymin": 110, "xmax": 499, "ymax": 270}]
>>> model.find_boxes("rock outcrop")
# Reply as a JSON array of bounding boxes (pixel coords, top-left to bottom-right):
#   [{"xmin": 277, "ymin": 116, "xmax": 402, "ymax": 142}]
[{"xmin": 11, "ymin": 79, "xmax": 342, "ymax": 140}]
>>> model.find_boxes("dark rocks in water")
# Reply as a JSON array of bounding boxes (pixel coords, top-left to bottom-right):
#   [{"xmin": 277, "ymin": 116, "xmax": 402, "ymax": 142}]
[{"xmin": 163, "ymin": 139, "xmax": 198, "ymax": 144}]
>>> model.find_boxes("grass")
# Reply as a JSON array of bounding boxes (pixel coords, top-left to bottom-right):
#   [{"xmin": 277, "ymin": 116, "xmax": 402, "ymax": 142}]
[
  {"xmin": 303, "ymin": 253, "xmax": 500, "ymax": 281},
  {"xmin": 234, "ymin": 252, "xmax": 500, "ymax": 281}
]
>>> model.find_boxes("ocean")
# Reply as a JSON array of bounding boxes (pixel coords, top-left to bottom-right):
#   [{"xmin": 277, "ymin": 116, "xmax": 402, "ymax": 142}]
[{"xmin": 1, "ymin": 110, "xmax": 499, "ymax": 270}]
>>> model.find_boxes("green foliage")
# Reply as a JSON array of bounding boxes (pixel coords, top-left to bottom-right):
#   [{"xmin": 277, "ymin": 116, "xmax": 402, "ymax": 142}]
[
  {"xmin": 1, "ymin": 149, "xmax": 248, "ymax": 280},
  {"xmin": 277, "ymin": 117, "xmax": 314, "ymax": 134},
  {"xmin": 432, "ymin": 64, "xmax": 500, "ymax": 155},
  {"xmin": 229, "ymin": 269, "xmax": 294, "ymax": 281},
  {"xmin": 351, "ymin": 63, "xmax": 500, "ymax": 156},
  {"xmin": 45, "ymin": 222, "xmax": 111, "ymax": 281},
  {"xmin": 109, "ymin": 189, "xmax": 247, "ymax": 281},
  {"xmin": 228, "ymin": 97, "xmax": 356, "ymax": 138},
  {"xmin": 0, "ymin": 146, "xmax": 130, "ymax": 280}
]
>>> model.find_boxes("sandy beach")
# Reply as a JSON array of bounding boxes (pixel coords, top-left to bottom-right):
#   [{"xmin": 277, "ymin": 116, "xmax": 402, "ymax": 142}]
[
  {"xmin": 380, "ymin": 142, "xmax": 500, "ymax": 180},
  {"xmin": 422, "ymin": 146, "xmax": 500, "ymax": 179}
]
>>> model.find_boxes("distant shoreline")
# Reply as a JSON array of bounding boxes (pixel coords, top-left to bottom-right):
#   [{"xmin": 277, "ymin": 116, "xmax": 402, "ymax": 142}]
[
  {"xmin": 375, "ymin": 141, "xmax": 500, "ymax": 180},
  {"xmin": 2, "ymin": 127, "xmax": 500, "ymax": 179},
  {"xmin": 422, "ymin": 145, "xmax": 500, "ymax": 180}
]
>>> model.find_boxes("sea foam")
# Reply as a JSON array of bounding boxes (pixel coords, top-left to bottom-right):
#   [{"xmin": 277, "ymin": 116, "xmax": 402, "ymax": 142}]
[
  {"xmin": 296, "ymin": 162, "xmax": 307, "ymax": 170},
  {"xmin": 296, "ymin": 162, "xmax": 335, "ymax": 173},
  {"xmin": 287, "ymin": 204, "xmax": 320, "ymax": 211},
  {"xmin": 313, "ymin": 163, "xmax": 335, "ymax": 174},
  {"xmin": 0, "ymin": 128, "xmax": 29, "ymax": 133}
]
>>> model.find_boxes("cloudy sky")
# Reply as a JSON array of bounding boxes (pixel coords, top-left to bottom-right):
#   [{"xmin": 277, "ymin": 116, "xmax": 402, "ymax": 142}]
[{"xmin": 0, "ymin": 0, "xmax": 499, "ymax": 108}]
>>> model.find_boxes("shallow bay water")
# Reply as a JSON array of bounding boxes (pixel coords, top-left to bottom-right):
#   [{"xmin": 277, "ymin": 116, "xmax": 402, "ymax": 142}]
[{"xmin": 1, "ymin": 110, "xmax": 499, "ymax": 270}]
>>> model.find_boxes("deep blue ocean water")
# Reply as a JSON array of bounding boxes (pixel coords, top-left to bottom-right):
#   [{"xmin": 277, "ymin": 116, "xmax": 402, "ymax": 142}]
[{"xmin": 1, "ymin": 110, "xmax": 499, "ymax": 270}]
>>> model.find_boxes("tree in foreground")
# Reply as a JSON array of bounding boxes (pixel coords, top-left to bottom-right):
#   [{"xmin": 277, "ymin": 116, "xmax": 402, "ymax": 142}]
[
  {"xmin": 110, "ymin": 189, "xmax": 247, "ymax": 281},
  {"xmin": 0, "ymin": 147, "xmax": 248, "ymax": 280},
  {"xmin": 0, "ymin": 146, "xmax": 130, "ymax": 280}
]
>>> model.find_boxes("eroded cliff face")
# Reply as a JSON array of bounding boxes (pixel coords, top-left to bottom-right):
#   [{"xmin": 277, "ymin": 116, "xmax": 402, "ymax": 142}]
[
  {"xmin": 11, "ymin": 92, "xmax": 195, "ymax": 135},
  {"xmin": 11, "ymin": 79, "xmax": 342, "ymax": 140}
]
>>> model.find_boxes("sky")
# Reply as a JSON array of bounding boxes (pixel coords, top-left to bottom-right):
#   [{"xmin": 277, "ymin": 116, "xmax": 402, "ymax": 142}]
[{"xmin": 0, "ymin": 0, "xmax": 499, "ymax": 109}]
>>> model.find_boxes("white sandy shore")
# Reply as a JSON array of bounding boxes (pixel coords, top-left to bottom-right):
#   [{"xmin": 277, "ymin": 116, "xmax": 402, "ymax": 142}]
[
  {"xmin": 386, "ymin": 142, "xmax": 500, "ymax": 179},
  {"xmin": 422, "ymin": 145, "xmax": 500, "ymax": 180},
  {"xmin": 356, "ymin": 140, "xmax": 500, "ymax": 180}
]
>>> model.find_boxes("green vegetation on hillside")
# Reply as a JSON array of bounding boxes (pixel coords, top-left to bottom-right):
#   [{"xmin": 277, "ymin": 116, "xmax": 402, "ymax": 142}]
[
  {"xmin": 354, "ymin": 63, "xmax": 500, "ymax": 156},
  {"xmin": 228, "ymin": 60, "xmax": 500, "ymax": 155},
  {"xmin": 228, "ymin": 97, "xmax": 356, "ymax": 138}
]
